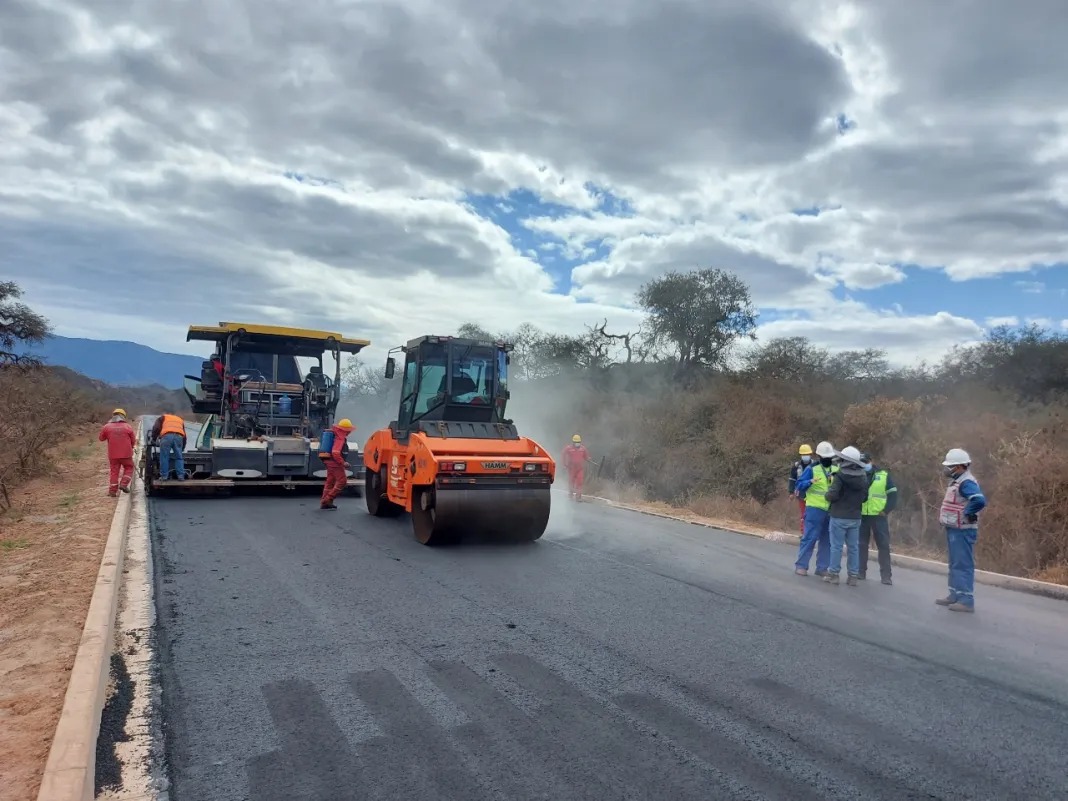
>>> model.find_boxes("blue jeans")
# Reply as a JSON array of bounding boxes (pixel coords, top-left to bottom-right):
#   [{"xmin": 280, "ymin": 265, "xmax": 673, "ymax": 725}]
[
  {"xmin": 795, "ymin": 506, "xmax": 830, "ymax": 572},
  {"xmin": 829, "ymin": 517, "xmax": 861, "ymax": 576},
  {"xmin": 946, "ymin": 527, "xmax": 977, "ymax": 607},
  {"xmin": 159, "ymin": 433, "xmax": 185, "ymax": 479}
]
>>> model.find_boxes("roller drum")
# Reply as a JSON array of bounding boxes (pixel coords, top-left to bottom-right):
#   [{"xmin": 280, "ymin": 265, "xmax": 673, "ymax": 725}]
[{"xmin": 412, "ymin": 484, "xmax": 551, "ymax": 545}]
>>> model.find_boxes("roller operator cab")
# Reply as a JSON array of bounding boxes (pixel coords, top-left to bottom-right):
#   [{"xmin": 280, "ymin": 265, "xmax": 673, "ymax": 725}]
[
  {"xmin": 143, "ymin": 322, "xmax": 370, "ymax": 496},
  {"xmin": 363, "ymin": 335, "xmax": 556, "ymax": 545}
]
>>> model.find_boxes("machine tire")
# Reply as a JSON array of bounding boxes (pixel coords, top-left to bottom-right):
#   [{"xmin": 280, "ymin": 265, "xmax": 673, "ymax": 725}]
[{"xmin": 365, "ymin": 468, "xmax": 401, "ymax": 517}]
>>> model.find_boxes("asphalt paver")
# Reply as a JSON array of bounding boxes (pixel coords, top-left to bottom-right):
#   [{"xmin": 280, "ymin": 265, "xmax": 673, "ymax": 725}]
[{"xmin": 149, "ymin": 490, "xmax": 1068, "ymax": 800}]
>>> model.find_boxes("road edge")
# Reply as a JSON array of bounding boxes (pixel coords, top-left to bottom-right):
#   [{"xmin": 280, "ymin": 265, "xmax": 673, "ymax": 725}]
[
  {"xmin": 36, "ymin": 426, "xmax": 139, "ymax": 801},
  {"xmin": 580, "ymin": 493, "xmax": 1068, "ymax": 603}
]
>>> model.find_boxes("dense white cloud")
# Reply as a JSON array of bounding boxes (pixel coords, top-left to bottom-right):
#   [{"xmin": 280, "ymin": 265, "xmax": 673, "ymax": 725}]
[{"xmin": 2, "ymin": 0, "xmax": 1067, "ymax": 366}]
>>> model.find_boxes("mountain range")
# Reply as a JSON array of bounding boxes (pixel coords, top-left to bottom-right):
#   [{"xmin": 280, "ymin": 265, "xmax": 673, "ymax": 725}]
[{"xmin": 26, "ymin": 335, "xmax": 205, "ymax": 388}]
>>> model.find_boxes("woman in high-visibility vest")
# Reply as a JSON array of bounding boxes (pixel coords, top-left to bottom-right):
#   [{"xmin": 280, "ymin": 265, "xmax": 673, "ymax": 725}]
[{"xmin": 793, "ymin": 441, "xmax": 838, "ymax": 577}]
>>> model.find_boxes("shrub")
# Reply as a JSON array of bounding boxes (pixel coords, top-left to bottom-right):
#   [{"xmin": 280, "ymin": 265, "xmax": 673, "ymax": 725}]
[{"xmin": 0, "ymin": 365, "xmax": 107, "ymax": 510}]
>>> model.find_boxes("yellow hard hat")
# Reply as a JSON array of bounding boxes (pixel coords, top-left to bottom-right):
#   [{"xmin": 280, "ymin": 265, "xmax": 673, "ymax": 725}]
[
  {"xmin": 112, "ymin": 408, "xmax": 127, "ymax": 417},
  {"xmin": 572, "ymin": 434, "xmax": 581, "ymax": 443},
  {"xmin": 798, "ymin": 444, "xmax": 813, "ymax": 455},
  {"xmin": 337, "ymin": 418, "xmax": 354, "ymax": 430}
]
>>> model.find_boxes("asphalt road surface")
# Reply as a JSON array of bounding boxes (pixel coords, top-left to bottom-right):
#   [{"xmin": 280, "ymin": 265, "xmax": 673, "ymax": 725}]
[{"xmin": 149, "ymin": 490, "xmax": 1068, "ymax": 801}]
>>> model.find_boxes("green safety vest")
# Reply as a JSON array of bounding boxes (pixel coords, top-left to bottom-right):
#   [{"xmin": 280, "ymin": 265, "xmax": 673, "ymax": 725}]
[
  {"xmin": 862, "ymin": 470, "xmax": 890, "ymax": 516},
  {"xmin": 804, "ymin": 464, "xmax": 838, "ymax": 511}
]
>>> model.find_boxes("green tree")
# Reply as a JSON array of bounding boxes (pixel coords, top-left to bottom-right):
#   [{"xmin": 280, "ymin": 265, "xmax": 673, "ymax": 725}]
[
  {"xmin": 0, "ymin": 281, "xmax": 51, "ymax": 365},
  {"xmin": 637, "ymin": 268, "xmax": 757, "ymax": 370}
]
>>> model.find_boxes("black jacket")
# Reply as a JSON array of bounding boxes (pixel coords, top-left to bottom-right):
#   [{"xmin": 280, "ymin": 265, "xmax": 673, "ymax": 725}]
[{"xmin": 826, "ymin": 463, "xmax": 870, "ymax": 520}]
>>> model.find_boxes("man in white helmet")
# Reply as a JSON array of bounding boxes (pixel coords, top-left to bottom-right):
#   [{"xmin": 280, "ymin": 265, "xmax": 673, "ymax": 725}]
[
  {"xmin": 936, "ymin": 448, "xmax": 986, "ymax": 612},
  {"xmin": 793, "ymin": 440, "xmax": 838, "ymax": 576}
]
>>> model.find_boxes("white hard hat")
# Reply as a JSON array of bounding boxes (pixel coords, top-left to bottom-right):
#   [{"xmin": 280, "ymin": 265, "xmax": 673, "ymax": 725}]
[
  {"xmin": 838, "ymin": 445, "xmax": 863, "ymax": 463},
  {"xmin": 815, "ymin": 441, "xmax": 835, "ymax": 458},
  {"xmin": 942, "ymin": 448, "xmax": 971, "ymax": 466}
]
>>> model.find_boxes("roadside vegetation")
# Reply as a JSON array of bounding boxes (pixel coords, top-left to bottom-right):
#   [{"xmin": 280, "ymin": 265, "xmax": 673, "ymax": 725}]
[
  {"xmin": 341, "ymin": 269, "xmax": 1068, "ymax": 584},
  {"xmin": 0, "ymin": 282, "xmax": 182, "ymax": 512}
]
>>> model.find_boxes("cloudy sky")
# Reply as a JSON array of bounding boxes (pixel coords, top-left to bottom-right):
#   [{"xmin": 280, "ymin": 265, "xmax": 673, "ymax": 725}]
[{"xmin": 3, "ymin": 0, "xmax": 1067, "ymax": 366}]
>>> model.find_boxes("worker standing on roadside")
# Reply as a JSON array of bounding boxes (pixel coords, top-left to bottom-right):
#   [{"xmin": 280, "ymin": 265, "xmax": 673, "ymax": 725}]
[
  {"xmin": 150, "ymin": 411, "xmax": 187, "ymax": 481},
  {"xmin": 563, "ymin": 434, "xmax": 592, "ymax": 501},
  {"xmin": 789, "ymin": 444, "xmax": 814, "ymax": 536},
  {"xmin": 98, "ymin": 408, "xmax": 136, "ymax": 496},
  {"xmin": 936, "ymin": 448, "xmax": 987, "ymax": 613},
  {"xmin": 793, "ymin": 440, "xmax": 837, "ymax": 577},
  {"xmin": 823, "ymin": 446, "xmax": 869, "ymax": 586},
  {"xmin": 859, "ymin": 452, "xmax": 897, "ymax": 585},
  {"xmin": 319, "ymin": 418, "xmax": 355, "ymax": 510}
]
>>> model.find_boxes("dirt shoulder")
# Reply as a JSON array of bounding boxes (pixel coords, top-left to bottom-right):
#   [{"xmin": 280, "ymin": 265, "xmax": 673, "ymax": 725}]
[{"xmin": 0, "ymin": 427, "xmax": 122, "ymax": 801}]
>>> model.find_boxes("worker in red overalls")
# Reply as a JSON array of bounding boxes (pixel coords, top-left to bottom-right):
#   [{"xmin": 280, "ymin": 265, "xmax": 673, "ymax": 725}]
[
  {"xmin": 563, "ymin": 433, "xmax": 592, "ymax": 501},
  {"xmin": 319, "ymin": 418, "xmax": 355, "ymax": 510},
  {"xmin": 98, "ymin": 408, "xmax": 136, "ymax": 496}
]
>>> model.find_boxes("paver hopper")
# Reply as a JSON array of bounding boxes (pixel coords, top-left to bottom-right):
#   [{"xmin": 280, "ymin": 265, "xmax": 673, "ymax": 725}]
[
  {"xmin": 142, "ymin": 322, "xmax": 369, "ymax": 496},
  {"xmin": 362, "ymin": 335, "xmax": 555, "ymax": 544}
]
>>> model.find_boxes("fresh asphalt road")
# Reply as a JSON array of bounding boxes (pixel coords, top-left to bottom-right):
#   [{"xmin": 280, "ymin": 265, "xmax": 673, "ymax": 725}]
[{"xmin": 148, "ymin": 489, "xmax": 1068, "ymax": 801}]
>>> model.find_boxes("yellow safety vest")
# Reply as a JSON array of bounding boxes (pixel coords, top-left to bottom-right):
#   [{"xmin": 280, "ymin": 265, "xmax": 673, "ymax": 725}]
[
  {"xmin": 862, "ymin": 470, "xmax": 890, "ymax": 516},
  {"xmin": 804, "ymin": 464, "xmax": 838, "ymax": 511}
]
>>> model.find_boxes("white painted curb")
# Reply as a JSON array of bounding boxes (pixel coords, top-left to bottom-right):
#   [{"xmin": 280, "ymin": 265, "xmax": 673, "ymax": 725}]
[
  {"xmin": 36, "ymin": 424, "xmax": 142, "ymax": 801},
  {"xmin": 581, "ymin": 493, "xmax": 1068, "ymax": 603}
]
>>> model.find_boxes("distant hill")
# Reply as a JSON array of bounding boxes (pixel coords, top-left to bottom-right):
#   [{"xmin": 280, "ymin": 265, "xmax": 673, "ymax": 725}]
[
  {"xmin": 26, "ymin": 335, "xmax": 205, "ymax": 388},
  {"xmin": 44, "ymin": 365, "xmax": 191, "ymax": 416}
]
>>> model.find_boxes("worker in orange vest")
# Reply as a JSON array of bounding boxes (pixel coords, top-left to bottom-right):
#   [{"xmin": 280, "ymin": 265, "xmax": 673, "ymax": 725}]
[
  {"xmin": 319, "ymin": 418, "xmax": 355, "ymax": 510},
  {"xmin": 99, "ymin": 408, "xmax": 136, "ymax": 496},
  {"xmin": 151, "ymin": 411, "xmax": 187, "ymax": 480}
]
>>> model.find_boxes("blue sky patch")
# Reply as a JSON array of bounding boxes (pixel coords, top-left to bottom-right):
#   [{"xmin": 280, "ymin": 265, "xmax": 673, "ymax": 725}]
[
  {"xmin": 846, "ymin": 264, "xmax": 1068, "ymax": 327},
  {"xmin": 464, "ymin": 187, "xmax": 632, "ymax": 295}
]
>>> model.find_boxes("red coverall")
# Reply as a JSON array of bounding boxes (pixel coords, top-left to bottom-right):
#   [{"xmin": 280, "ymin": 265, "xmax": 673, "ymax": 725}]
[
  {"xmin": 99, "ymin": 420, "xmax": 136, "ymax": 495},
  {"xmin": 320, "ymin": 425, "xmax": 351, "ymax": 506},
  {"xmin": 563, "ymin": 443, "xmax": 590, "ymax": 499}
]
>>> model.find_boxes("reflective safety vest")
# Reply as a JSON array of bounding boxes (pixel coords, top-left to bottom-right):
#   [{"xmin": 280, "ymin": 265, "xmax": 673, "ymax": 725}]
[
  {"xmin": 160, "ymin": 414, "xmax": 186, "ymax": 437},
  {"xmin": 804, "ymin": 464, "xmax": 838, "ymax": 511},
  {"xmin": 862, "ymin": 470, "xmax": 890, "ymax": 516},
  {"xmin": 939, "ymin": 469, "xmax": 980, "ymax": 530}
]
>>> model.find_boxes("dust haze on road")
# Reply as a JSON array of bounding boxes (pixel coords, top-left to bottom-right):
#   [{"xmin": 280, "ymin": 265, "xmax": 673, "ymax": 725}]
[{"xmin": 148, "ymin": 489, "xmax": 1068, "ymax": 801}]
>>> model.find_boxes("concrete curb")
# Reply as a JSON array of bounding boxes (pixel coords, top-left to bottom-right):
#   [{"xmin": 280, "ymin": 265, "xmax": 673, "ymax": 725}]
[
  {"xmin": 37, "ymin": 427, "xmax": 141, "ymax": 801},
  {"xmin": 581, "ymin": 493, "xmax": 1068, "ymax": 603}
]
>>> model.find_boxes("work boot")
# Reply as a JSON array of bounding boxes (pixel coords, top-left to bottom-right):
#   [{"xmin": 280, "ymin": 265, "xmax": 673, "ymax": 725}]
[
  {"xmin": 846, "ymin": 575, "xmax": 858, "ymax": 587},
  {"xmin": 881, "ymin": 576, "xmax": 893, "ymax": 586},
  {"xmin": 856, "ymin": 573, "xmax": 866, "ymax": 580},
  {"xmin": 823, "ymin": 572, "xmax": 840, "ymax": 585},
  {"xmin": 815, "ymin": 569, "xmax": 829, "ymax": 577},
  {"xmin": 935, "ymin": 595, "xmax": 957, "ymax": 606},
  {"xmin": 795, "ymin": 567, "xmax": 808, "ymax": 576},
  {"xmin": 947, "ymin": 602, "xmax": 974, "ymax": 613}
]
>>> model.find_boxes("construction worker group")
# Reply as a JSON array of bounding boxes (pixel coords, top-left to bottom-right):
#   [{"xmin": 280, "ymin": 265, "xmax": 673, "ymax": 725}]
[{"xmin": 791, "ymin": 441, "xmax": 986, "ymax": 612}]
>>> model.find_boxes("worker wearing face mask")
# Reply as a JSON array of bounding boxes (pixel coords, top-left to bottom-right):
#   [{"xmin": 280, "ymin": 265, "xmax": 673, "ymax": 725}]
[
  {"xmin": 789, "ymin": 444, "xmax": 813, "ymax": 537},
  {"xmin": 935, "ymin": 448, "xmax": 986, "ymax": 612},
  {"xmin": 793, "ymin": 440, "xmax": 837, "ymax": 577}
]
